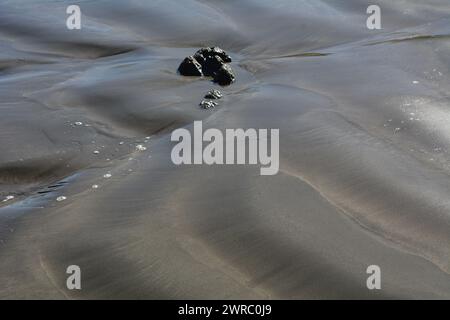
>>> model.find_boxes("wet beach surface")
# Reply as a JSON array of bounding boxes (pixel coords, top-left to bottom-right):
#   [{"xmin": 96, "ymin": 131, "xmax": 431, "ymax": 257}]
[{"xmin": 0, "ymin": 0, "xmax": 450, "ymax": 298}]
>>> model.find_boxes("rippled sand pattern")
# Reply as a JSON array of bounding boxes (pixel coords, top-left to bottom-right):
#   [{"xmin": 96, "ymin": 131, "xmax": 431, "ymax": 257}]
[{"xmin": 0, "ymin": 0, "xmax": 450, "ymax": 299}]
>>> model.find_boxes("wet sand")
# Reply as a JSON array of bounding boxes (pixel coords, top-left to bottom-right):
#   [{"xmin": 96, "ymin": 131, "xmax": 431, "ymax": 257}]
[{"xmin": 0, "ymin": 0, "xmax": 450, "ymax": 299}]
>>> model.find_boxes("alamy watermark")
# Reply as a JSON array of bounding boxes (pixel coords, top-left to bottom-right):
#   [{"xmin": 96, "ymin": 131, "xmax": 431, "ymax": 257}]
[
  {"xmin": 66, "ymin": 265, "xmax": 81, "ymax": 290},
  {"xmin": 366, "ymin": 265, "xmax": 381, "ymax": 290},
  {"xmin": 66, "ymin": 5, "xmax": 81, "ymax": 30},
  {"xmin": 171, "ymin": 121, "xmax": 279, "ymax": 175},
  {"xmin": 366, "ymin": 5, "xmax": 381, "ymax": 30}
]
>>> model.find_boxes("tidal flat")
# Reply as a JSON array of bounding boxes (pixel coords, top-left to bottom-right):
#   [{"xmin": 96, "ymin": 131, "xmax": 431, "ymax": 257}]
[{"xmin": 0, "ymin": 0, "xmax": 450, "ymax": 299}]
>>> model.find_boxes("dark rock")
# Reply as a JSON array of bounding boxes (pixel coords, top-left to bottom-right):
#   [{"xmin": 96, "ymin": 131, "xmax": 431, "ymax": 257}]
[
  {"xmin": 195, "ymin": 47, "xmax": 232, "ymax": 63},
  {"xmin": 204, "ymin": 89, "xmax": 222, "ymax": 99},
  {"xmin": 212, "ymin": 47, "xmax": 232, "ymax": 63},
  {"xmin": 177, "ymin": 56, "xmax": 203, "ymax": 76},
  {"xmin": 194, "ymin": 47, "xmax": 233, "ymax": 77},
  {"xmin": 193, "ymin": 52, "xmax": 205, "ymax": 64},
  {"xmin": 199, "ymin": 100, "xmax": 218, "ymax": 109},
  {"xmin": 213, "ymin": 64, "xmax": 235, "ymax": 86},
  {"xmin": 201, "ymin": 55, "xmax": 225, "ymax": 77},
  {"xmin": 178, "ymin": 47, "xmax": 235, "ymax": 85}
]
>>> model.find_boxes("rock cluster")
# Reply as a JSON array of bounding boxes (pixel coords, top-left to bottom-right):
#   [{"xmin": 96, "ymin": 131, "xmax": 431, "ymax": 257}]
[
  {"xmin": 199, "ymin": 89, "xmax": 223, "ymax": 109},
  {"xmin": 178, "ymin": 47, "xmax": 235, "ymax": 86}
]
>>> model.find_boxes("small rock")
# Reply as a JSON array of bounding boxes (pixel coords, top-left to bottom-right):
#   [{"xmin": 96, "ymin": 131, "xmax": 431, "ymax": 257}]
[
  {"xmin": 93, "ymin": 150, "xmax": 100, "ymax": 154},
  {"xmin": 204, "ymin": 89, "xmax": 223, "ymax": 99},
  {"xmin": 214, "ymin": 64, "xmax": 236, "ymax": 86},
  {"xmin": 56, "ymin": 196, "xmax": 66, "ymax": 202},
  {"xmin": 178, "ymin": 56, "xmax": 203, "ymax": 76},
  {"xmin": 103, "ymin": 173, "xmax": 112, "ymax": 178},
  {"xmin": 92, "ymin": 184, "xmax": 99, "ymax": 189},
  {"xmin": 199, "ymin": 100, "xmax": 218, "ymax": 109},
  {"xmin": 74, "ymin": 121, "xmax": 83, "ymax": 126}
]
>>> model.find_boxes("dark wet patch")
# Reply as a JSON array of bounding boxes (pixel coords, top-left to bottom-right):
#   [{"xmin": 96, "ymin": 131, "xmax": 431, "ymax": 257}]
[
  {"xmin": 47, "ymin": 181, "xmax": 68, "ymax": 189},
  {"xmin": 37, "ymin": 190, "xmax": 52, "ymax": 194},
  {"xmin": 365, "ymin": 34, "xmax": 450, "ymax": 46},
  {"xmin": 259, "ymin": 52, "xmax": 330, "ymax": 60},
  {"xmin": 36, "ymin": 180, "xmax": 68, "ymax": 196},
  {"xmin": 0, "ymin": 59, "xmax": 54, "ymax": 73},
  {"xmin": 95, "ymin": 47, "xmax": 137, "ymax": 59},
  {"xmin": 0, "ymin": 161, "xmax": 72, "ymax": 184},
  {"xmin": 36, "ymin": 41, "xmax": 138, "ymax": 60}
]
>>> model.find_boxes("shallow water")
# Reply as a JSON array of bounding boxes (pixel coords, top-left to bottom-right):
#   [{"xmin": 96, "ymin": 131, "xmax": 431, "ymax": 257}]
[{"xmin": 1, "ymin": 0, "xmax": 450, "ymax": 299}]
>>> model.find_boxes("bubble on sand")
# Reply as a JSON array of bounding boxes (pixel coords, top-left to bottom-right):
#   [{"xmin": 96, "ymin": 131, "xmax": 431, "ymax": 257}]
[
  {"xmin": 119, "ymin": 141, "xmax": 124, "ymax": 145},
  {"xmin": 412, "ymin": 80, "xmax": 419, "ymax": 84},
  {"xmin": 92, "ymin": 184, "xmax": 99, "ymax": 189},
  {"xmin": 93, "ymin": 150, "xmax": 100, "ymax": 154},
  {"xmin": 56, "ymin": 196, "xmax": 66, "ymax": 202},
  {"xmin": 2, "ymin": 195, "xmax": 14, "ymax": 202},
  {"xmin": 103, "ymin": 173, "xmax": 112, "ymax": 178}
]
